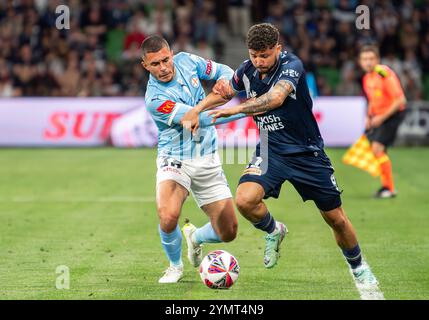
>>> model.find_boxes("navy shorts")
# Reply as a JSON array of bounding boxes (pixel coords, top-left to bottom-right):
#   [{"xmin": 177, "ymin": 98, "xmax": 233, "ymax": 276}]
[
  {"xmin": 238, "ymin": 150, "xmax": 342, "ymax": 212},
  {"xmin": 366, "ymin": 111, "xmax": 405, "ymax": 148}
]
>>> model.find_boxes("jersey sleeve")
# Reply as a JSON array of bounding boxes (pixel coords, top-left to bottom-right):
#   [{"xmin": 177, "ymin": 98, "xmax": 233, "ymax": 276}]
[
  {"xmin": 146, "ymin": 96, "xmax": 182, "ymax": 126},
  {"xmin": 189, "ymin": 53, "xmax": 234, "ymax": 81},
  {"xmin": 276, "ymin": 59, "xmax": 304, "ymax": 96},
  {"xmin": 384, "ymin": 69, "xmax": 405, "ymax": 99},
  {"xmin": 146, "ymin": 96, "xmax": 246, "ymax": 127},
  {"xmin": 230, "ymin": 62, "xmax": 246, "ymax": 93}
]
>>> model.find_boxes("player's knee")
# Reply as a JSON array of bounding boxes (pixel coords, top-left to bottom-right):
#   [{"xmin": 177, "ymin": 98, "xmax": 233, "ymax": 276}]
[
  {"xmin": 219, "ymin": 222, "xmax": 237, "ymax": 243},
  {"xmin": 235, "ymin": 192, "xmax": 260, "ymax": 215},
  {"xmin": 158, "ymin": 207, "xmax": 180, "ymax": 233},
  {"xmin": 329, "ymin": 215, "xmax": 347, "ymax": 232}
]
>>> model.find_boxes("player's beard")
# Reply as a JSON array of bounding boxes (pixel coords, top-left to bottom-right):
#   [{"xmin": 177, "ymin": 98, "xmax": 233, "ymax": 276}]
[{"xmin": 259, "ymin": 56, "xmax": 280, "ymax": 76}]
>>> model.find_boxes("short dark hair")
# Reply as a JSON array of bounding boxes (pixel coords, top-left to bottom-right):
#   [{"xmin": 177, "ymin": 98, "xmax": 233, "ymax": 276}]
[
  {"xmin": 141, "ymin": 35, "xmax": 170, "ymax": 57},
  {"xmin": 359, "ymin": 45, "xmax": 380, "ymax": 57},
  {"xmin": 246, "ymin": 23, "xmax": 279, "ymax": 51}
]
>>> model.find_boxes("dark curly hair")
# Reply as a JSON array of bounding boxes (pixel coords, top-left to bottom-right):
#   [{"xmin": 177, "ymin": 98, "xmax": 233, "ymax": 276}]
[{"xmin": 246, "ymin": 23, "xmax": 280, "ymax": 51}]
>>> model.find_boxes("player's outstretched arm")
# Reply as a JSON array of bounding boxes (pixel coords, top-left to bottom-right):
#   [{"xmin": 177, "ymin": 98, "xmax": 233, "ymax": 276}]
[
  {"xmin": 209, "ymin": 80, "xmax": 293, "ymax": 121},
  {"xmin": 167, "ymin": 101, "xmax": 246, "ymax": 128},
  {"xmin": 180, "ymin": 91, "xmax": 230, "ymax": 133}
]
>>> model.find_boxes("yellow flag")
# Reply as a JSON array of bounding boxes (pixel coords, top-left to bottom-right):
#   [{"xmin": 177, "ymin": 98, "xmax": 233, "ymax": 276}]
[{"xmin": 342, "ymin": 135, "xmax": 380, "ymax": 177}]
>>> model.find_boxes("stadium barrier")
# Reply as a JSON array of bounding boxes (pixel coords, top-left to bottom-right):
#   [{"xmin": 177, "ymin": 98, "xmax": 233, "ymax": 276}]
[
  {"xmin": 0, "ymin": 97, "xmax": 370, "ymax": 147},
  {"xmin": 396, "ymin": 101, "xmax": 429, "ymax": 146}
]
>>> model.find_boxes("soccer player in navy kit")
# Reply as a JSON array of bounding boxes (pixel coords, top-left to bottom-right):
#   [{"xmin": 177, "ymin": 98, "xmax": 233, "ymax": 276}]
[{"xmin": 186, "ymin": 23, "xmax": 378, "ymax": 286}]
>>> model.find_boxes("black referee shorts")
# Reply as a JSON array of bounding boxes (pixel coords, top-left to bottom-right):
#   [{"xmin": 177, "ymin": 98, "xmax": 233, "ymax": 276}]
[{"xmin": 366, "ymin": 111, "xmax": 405, "ymax": 148}]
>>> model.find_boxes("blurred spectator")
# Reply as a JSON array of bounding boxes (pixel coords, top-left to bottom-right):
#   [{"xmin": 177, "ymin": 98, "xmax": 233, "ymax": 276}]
[
  {"xmin": 193, "ymin": 0, "xmax": 218, "ymax": 45},
  {"xmin": 12, "ymin": 45, "xmax": 39, "ymax": 96},
  {"xmin": 335, "ymin": 62, "xmax": 361, "ymax": 96},
  {"xmin": 57, "ymin": 51, "xmax": 81, "ymax": 96},
  {"xmin": 0, "ymin": 0, "xmax": 427, "ymax": 98},
  {"xmin": 228, "ymin": 0, "xmax": 251, "ymax": 39}
]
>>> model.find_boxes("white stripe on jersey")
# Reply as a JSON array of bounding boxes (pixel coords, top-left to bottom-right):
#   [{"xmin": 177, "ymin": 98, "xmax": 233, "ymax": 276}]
[{"xmin": 168, "ymin": 104, "xmax": 182, "ymax": 126}]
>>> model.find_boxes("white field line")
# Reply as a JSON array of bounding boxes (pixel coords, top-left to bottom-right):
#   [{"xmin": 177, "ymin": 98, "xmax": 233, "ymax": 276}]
[
  {"xmin": 348, "ymin": 259, "xmax": 385, "ymax": 300},
  {"xmin": 0, "ymin": 196, "xmax": 156, "ymax": 203}
]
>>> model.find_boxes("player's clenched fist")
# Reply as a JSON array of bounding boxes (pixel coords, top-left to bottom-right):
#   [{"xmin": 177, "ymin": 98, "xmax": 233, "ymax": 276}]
[
  {"xmin": 180, "ymin": 108, "xmax": 200, "ymax": 134},
  {"xmin": 213, "ymin": 78, "xmax": 235, "ymax": 99}
]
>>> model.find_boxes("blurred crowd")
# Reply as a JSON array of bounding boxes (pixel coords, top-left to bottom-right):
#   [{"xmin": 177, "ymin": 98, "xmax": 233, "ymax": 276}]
[{"xmin": 0, "ymin": 0, "xmax": 428, "ymax": 99}]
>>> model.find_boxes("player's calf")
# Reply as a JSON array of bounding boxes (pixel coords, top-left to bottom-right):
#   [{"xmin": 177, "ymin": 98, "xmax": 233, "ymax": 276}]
[
  {"xmin": 235, "ymin": 183, "xmax": 287, "ymax": 268},
  {"xmin": 182, "ymin": 219, "xmax": 226, "ymax": 267},
  {"xmin": 216, "ymin": 223, "xmax": 237, "ymax": 243},
  {"xmin": 320, "ymin": 206, "xmax": 377, "ymax": 285}
]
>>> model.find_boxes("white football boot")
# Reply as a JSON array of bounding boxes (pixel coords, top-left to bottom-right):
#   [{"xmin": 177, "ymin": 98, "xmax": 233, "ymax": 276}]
[
  {"xmin": 182, "ymin": 221, "xmax": 203, "ymax": 267},
  {"xmin": 158, "ymin": 263, "xmax": 184, "ymax": 283}
]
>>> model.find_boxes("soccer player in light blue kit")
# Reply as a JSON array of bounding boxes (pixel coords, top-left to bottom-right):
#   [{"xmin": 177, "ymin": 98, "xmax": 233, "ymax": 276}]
[{"xmin": 141, "ymin": 35, "xmax": 246, "ymax": 283}]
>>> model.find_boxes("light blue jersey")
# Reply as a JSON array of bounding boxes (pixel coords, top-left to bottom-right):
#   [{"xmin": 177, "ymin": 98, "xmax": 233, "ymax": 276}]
[{"xmin": 145, "ymin": 52, "xmax": 244, "ymax": 160}]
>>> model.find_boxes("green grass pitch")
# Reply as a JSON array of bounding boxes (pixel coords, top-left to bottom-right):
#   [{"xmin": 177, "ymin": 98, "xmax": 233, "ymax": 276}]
[{"xmin": 0, "ymin": 147, "xmax": 428, "ymax": 300}]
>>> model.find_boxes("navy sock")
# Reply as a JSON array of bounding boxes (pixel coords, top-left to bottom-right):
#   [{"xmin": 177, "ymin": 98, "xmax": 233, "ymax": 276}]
[
  {"xmin": 342, "ymin": 244, "xmax": 362, "ymax": 269},
  {"xmin": 253, "ymin": 211, "xmax": 276, "ymax": 234}
]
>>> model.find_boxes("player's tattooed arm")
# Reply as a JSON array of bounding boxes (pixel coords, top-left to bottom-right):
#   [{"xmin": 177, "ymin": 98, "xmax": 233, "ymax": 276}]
[
  {"xmin": 239, "ymin": 80, "xmax": 293, "ymax": 114},
  {"xmin": 209, "ymin": 80, "xmax": 293, "ymax": 121}
]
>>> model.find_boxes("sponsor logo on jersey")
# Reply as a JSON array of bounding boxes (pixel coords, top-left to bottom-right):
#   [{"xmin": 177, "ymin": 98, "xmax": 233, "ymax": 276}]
[
  {"xmin": 255, "ymin": 114, "xmax": 285, "ymax": 132},
  {"xmin": 249, "ymin": 90, "xmax": 258, "ymax": 98},
  {"xmin": 156, "ymin": 100, "xmax": 176, "ymax": 114},
  {"xmin": 205, "ymin": 59, "xmax": 212, "ymax": 75},
  {"xmin": 280, "ymin": 69, "xmax": 300, "ymax": 79}
]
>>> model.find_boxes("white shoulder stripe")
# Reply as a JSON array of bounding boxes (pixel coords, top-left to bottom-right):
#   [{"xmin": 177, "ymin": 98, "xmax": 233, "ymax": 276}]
[
  {"xmin": 167, "ymin": 104, "xmax": 182, "ymax": 126},
  {"xmin": 210, "ymin": 61, "xmax": 217, "ymax": 80}
]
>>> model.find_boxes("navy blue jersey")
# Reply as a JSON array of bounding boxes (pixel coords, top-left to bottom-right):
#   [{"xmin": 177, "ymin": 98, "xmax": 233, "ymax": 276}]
[{"xmin": 231, "ymin": 51, "xmax": 324, "ymax": 155}]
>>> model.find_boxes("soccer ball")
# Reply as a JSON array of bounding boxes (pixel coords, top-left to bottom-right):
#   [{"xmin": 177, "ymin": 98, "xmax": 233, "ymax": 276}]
[{"xmin": 199, "ymin": 250, "xmax": 240, "ymax": 289}]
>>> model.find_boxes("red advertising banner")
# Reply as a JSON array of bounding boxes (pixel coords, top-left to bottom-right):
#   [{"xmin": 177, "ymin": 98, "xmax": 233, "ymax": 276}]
[{"xmin": 0, "ymin": 97, "xmax": 366, "ymax": 147}]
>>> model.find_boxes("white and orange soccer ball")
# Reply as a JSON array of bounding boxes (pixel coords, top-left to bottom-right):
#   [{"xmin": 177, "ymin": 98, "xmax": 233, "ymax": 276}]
[{"xmin": 199, "ymin": 250, "xmax": 240, "ymax": 289}]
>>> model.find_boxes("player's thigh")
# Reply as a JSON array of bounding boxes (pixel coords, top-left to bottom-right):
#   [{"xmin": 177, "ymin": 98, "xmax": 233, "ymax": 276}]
[
  {"xmin": 237, "ymin": 151, "xmax": 287, "ymax": 204},
  {"xmin": 156, "ymin": 156, "xmax": 191, "ymax": 229},
  {"xmin": 201, "ymin": 198, "xmax": 237, "ymax": 242},
  {"xmin": 288, "ymin": 152, "xmax": 342, "ymax": 212},
  {"xmin": 156, "ymin": 180, "xmax": 189, "ymax": 214},
  {"xmin": 190, "ymin": 157, "xmax": 233, "ymax": 209},
  {"xmin": 156, "ymin": 180, "xmax": 189, "ymax": 226}
]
